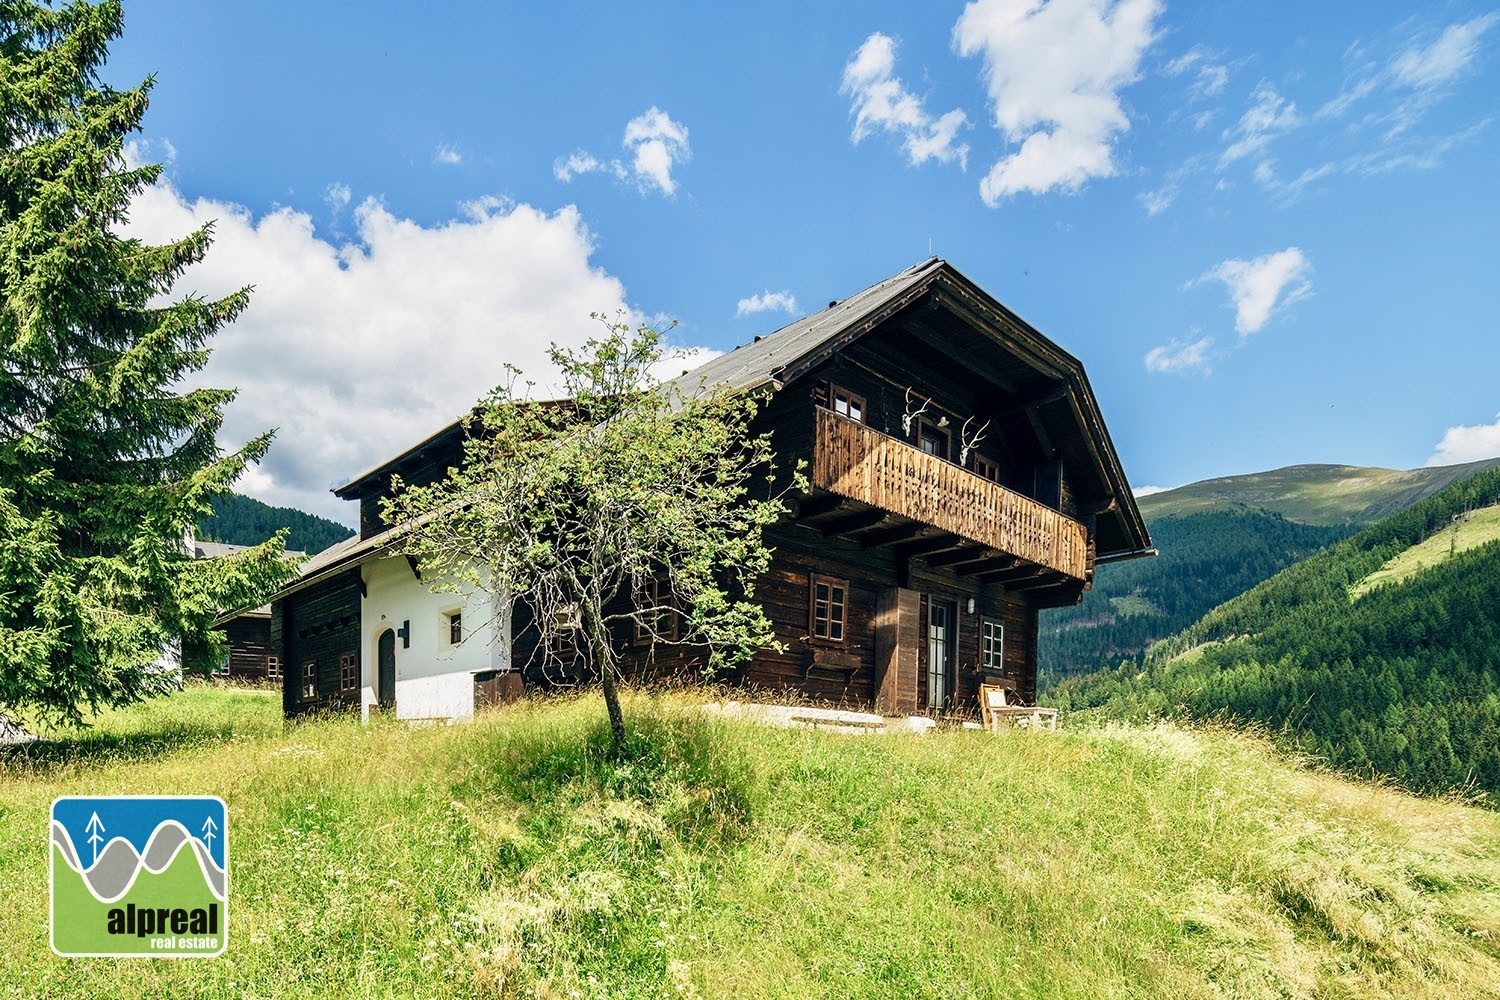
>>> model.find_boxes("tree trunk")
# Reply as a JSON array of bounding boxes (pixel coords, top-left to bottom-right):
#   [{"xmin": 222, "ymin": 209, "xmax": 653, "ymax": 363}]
[
  {"xmin": 584, "ymin": 604, "xmax": 627, "ymax": 749},
  {"xmin": 599, "ymin": 661, "xmax": 627, "ymax": 750}
]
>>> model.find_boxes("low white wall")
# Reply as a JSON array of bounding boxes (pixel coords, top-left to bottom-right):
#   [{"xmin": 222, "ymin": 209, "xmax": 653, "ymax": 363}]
[{"xmin": 359, "ymin": 554, "xmax": 509, "ymax": 722}]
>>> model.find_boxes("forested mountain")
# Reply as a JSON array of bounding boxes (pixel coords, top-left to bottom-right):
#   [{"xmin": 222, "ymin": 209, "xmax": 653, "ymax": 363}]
[
  {"xmin": 197, "ymin": 493, "xmax": 354, "ymax": 555},
  {"xmin": 1050, "ymin": 466, "xmax": 1500, "ymax": 798},
  {"xmin": 1039, "ymin": 510, "xmax": 1352, "ymax": 684},
  {"xmin": 1039, "ymin": 459, "xmax": 1500, "ymax": 686}
]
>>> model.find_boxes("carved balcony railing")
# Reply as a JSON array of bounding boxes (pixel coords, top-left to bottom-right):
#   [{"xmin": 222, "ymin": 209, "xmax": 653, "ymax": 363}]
[{"xmin": 811, "ymin": 407, "xmax": 1090, "ymax": 582}]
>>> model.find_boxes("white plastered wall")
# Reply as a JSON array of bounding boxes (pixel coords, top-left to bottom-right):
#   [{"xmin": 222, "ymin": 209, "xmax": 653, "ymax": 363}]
[{"xmin": 359, "ymin": 553, "xmax": 510, "ymax": 723}]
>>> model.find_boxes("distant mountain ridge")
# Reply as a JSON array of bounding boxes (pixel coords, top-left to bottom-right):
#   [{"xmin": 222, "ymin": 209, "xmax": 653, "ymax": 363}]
[
  {"xmin": 1137, "ymin": 458, "xmax": 1500, "ymax": 525},
  {"xmin": 1040, "ymin": 458, "xmax": 1500, "ymax": 685},
  {"xmin": 197, "ymin": 493, "xmax": 354, "ymax": 556}
]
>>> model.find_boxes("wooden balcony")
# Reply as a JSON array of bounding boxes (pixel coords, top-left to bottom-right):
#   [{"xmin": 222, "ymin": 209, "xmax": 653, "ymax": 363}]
[{"xmin": 809, "ymin": 407, "xmax": 1090, "ymax": 584}]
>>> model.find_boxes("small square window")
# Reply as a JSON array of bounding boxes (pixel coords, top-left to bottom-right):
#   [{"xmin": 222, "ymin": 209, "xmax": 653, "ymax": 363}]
[
  {"xmin": 448, "ymin": 611, "xmax": 463, "ymax": 646},
  {"xmin": 831, "ymin": 386, "xmax": 865, "ymax": 424},
  {"xmin": 811, "ymin": 575, "xmax": 848, "ymax": 642},
  {"xmin": 339, "ymin": 652, "xmax": 358, "ymax": 693},
  {"xmin": 301, "ymin": 660, "xmax": 317, "ymax": 701}
]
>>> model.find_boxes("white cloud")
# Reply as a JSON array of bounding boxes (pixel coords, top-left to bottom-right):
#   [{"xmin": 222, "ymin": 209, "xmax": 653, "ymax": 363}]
[
  {"xmin": 1164, "ymin": 45, "xmax": 1228, "ymax": 100},
  {"xmin": 622, "ymin": 107, "xmax": 691, "ymax": 196},
  {"xmin": 840, "ymin": 32, "xmax": 971, "ymax": 168},
  {"xmin": 555, "ymin": 108, "xmax": 691, "ymax": 196},
  {"xmin": 434, "ymin": 144, "xmax": 462, "ymax": 166},
  {"xmin": 735, "ymin": 290, "xmax": 799, "ymax": 317},
  {"xmin": 1132, "ymin": 484, "xmax": 1173, "ymax": 497},
  {"xmin": 1195, "ymin": 247, "xmax": 1313, "ymax": 338},
  {"xmin": 553, "ymin": 151, "xmax": 610, "ymax": 183},
  {"xmin": 123, "ymin": 179, "xmax": 655, "ymax": 525},
  {"xmin": 324, "ymin": 182, "xmax": 351, "ymax": 212},
  {"xmin": 1219, "ymin": 83, "xmax": 1300, "ymax": 167},
  {"xmin": 1143, "ymin": 335, "xmax": 1213, "ymax": 374},
  {"xmin": 1427, "ymin": 413, "xmax": 1500, "ymax": 466},
  {"xmin": 1393, "ymin": 13, "xmax": 1499, "ymax": 91},
  {"xmin": 953, "ymin": 0, "xmax": 1162, "ymax": 204},
  {"xmin": 1138, "ymin": 183, "xmax": 1177, "ymax": 216}
]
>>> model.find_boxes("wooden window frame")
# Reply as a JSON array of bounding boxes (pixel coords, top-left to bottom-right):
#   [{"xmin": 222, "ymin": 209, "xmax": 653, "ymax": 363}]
[
  {"xmin": 265, "ymin": 655, "xmax": 281, "ymax": 681},
  {"xmin": 809, "ymin": 574, "xmax": 849, "ymax": 644},
  {"xmin": 980, "ymin": 618, "xmax": 1005, "ymax": 674},
  {"xmin": 830, "ymin": 385, "xmax": 866, "ymax": 424},
  {"xmin": 633, "ymin": 577, "xmax": 680, "ymax": 645},
  {"xmin": 339, "ymin": 652, "xmax": 359, "ymax": 693},
  {"xmin": 918, "ymin": 418, "xmax": 950, "ymax": 461},
  {"xmin": 972, "ymin": 455, "xmax": 1002, "ymax": 484},
  {"xmin": 301, "ymin": 660, "xmax": 317, "ymax": 702}
]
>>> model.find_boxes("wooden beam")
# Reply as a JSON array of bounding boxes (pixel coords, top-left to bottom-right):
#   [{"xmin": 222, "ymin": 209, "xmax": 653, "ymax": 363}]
[
  {"xmin": 953, "ymin": 556, "xmax": 1020, "ymax": 577},
  {"xmin": 820, "ymin": 508, "xmax": 891, "ymax": 537},
  {"xmin": 792, "ymin": 493, "xmax": 847, "ymax": 521},
  {"xmin": 924, "ymin": 544, "xmax": 990, "ymax": 567},
  {"xmin": 859, "ymin": 521, "xmax": 930, "ymax": 549},
  {"xmin": 894, "ymin": 534, "xmax": 966, "ymax": 560},
  {"xmin": 977, "ymin": 564, "xmax": 1047, "ymax": 586}
]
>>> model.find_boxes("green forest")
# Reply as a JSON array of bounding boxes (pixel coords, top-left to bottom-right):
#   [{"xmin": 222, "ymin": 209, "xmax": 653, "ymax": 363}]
[
  {"xmin": 1039, "ymin": 509, "xmax": 1352, "ymax": 684},
  {"xmin": 196, "ymin": 493, "xmax": 353, "ymax": 556},
  {"xmin": 1051, "ymin": 467, "xmax": 1500, "ymax": 798}
]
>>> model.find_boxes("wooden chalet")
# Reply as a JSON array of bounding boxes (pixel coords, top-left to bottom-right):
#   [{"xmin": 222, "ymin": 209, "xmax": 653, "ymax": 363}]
[
  {"xmin": 266, "ymin": 258, "xmax": 1150, "ymax": 721},
  {"xmin": 521, "ymin": 258, "xmax": 1152, "ymax": 715}
]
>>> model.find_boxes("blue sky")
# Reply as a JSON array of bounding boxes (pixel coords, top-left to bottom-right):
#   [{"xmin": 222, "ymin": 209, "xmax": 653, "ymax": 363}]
[{"xmin": 102, "ymin": 0, "xmax": 1500, "ymax": 523}]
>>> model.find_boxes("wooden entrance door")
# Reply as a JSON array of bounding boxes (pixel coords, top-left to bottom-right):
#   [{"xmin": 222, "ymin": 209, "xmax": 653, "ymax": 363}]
[{"xmin": 377, "ymin": 629, "xmax": 396, "ymax": 710}]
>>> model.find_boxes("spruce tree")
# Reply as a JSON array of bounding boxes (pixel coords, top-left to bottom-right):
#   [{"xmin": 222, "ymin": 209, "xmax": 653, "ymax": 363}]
[{"xmin": 0, "ymin": 0, "xmax": 292, "ymax": 724}]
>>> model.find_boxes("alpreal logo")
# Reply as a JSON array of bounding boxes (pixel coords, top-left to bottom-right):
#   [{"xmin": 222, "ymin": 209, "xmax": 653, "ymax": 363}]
[{"xmin": 50, "ymin": 795, "xmax": 227, "ymax": 957}]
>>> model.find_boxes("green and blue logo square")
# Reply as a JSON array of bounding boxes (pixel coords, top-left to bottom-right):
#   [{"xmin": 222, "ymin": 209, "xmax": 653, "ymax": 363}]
[{"xmin": 50, "ymin": 795, "xmax": 227, "ymax": 957}]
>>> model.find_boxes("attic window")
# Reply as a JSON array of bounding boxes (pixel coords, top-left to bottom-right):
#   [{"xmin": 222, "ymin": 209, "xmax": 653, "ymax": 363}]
[{"xmin": 831, "ymin": 385, "xmax": 865, "ymax": 424}]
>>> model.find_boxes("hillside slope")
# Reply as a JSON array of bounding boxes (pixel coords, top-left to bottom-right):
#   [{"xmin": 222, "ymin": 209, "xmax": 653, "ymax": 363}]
[
  {"xmin": 1137, "ymin": 458, "xmax": 1500, "ymax": 525},
  {"xmin": 196, "ymin": 492, "xmax": 354, "ymax": 555},
  {"xmin": 1053, "ymin": 466, "xmax": 1500, "ymax": 797},
  {"xmin": 1041, "ymin": 458, "xmax": 1500, "ymax": 685},
  {"xmin": 4, "ymin": 687, "xmax": 1500, "ymax": 997},
  {"xmin": 1040, "ymin": 510, "xmax": 1352, "ymax": 684}
]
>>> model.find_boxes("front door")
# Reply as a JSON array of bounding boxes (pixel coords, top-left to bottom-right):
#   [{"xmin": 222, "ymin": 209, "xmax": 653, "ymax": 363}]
[
  {"xmin": 927, "ymin": 601, "xmax": 952, "ymax": 712},
  {"xmin": 377, "ymin": 629, "xmax": 396, "ymax": 710}
]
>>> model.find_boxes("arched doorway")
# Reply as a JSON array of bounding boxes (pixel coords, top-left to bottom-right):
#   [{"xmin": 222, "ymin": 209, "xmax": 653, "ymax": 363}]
[{"xmin": 377, "ymin": 628, "xmax": 396, "ymax": 711}]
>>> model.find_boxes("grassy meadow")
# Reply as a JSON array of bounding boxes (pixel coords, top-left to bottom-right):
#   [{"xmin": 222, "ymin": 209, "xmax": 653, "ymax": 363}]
[
  {"xmin": 4, "ymin": 684, "xmax": 1500, "ymax": 998},
  {"xmin": 1350, "ymin": 503, "xmax": 1500, "ymax": 599}
]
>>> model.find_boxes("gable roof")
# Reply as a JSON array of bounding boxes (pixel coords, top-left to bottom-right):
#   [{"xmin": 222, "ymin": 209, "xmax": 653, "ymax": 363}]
[
  {"xmin": 317, "ymin": 257, "xmax": 1149, "ymax": 568},
  {"xmin": 679, "ymin": 257, "xmax": 1151, "ymax": 560}
]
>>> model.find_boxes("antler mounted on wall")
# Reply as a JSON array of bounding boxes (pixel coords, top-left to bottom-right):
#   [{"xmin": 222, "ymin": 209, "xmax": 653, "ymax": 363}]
[
  {"xmin": 902, "ymin": 387, "xmax": 932, "ymax": 437},
  {"xmin": 959, "ymin": 415, "xmax": 991, "ymax": 466}
]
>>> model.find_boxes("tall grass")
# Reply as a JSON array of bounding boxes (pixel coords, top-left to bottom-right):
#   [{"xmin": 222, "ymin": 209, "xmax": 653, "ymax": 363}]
[{"xmin": 3, "ymin": 685, "xmax": 1498, "ymax": 997}]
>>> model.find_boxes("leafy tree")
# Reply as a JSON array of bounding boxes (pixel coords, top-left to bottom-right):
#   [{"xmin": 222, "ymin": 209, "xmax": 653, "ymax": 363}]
[
  {"xmin": 0, "ymin": 0, "xmax": 292, "ymax": 724},
  {"xmin": 386, "ymin": 319, "xmax": 796, "ymax": 748}
]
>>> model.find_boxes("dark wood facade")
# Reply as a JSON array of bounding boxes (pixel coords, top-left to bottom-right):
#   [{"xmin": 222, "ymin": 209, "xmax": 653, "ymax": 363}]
[
  {"xmin": 220, "ymin": 613, "xmax": 276, "ymax": 681},
  {"xmin": 275, "ymin": 569, "xmax": 362, "ymax": 718}
]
